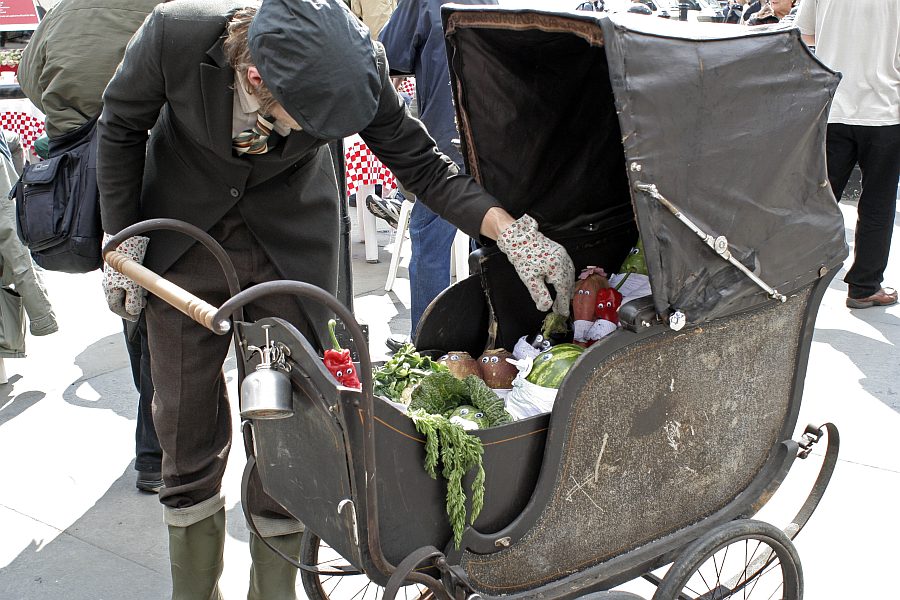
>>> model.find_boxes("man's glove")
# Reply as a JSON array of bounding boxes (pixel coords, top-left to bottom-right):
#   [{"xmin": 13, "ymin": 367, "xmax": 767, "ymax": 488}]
[
  {"xmin": 496, "ymin": 214, "xmax": 575, "ymax": 317},
  {"xmin": 102, "ymin": 233, "xmax": 149, "ymax": 322}
]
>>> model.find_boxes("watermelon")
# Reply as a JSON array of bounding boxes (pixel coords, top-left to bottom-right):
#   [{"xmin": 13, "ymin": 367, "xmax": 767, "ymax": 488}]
[{"xmin": 525, "ymin": 343, "xmax": 585, "ymax": 389}]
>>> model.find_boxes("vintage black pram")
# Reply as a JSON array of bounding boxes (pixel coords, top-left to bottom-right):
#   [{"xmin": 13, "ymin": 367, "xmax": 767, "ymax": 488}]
[{"xmin": 104, "ymin": 9, "xmax": 849, "ymax": 600}]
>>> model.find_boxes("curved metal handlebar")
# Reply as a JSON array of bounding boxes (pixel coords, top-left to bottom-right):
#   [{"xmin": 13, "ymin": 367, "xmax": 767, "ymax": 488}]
[
  {"xmin": 104, "ymin": 248, "xmax": 231, "ymax": 332},
  {"xmin": 216, "ymin": 280, "xmax": 374, "ymax": 397},
  {"xmin": 104, "ymin": 218, "xmax": 243, "ymax": 300}
]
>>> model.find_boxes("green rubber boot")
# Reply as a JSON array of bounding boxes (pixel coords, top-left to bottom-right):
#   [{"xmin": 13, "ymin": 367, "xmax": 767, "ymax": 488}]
[
  {"xmin": 168, "ymin": 509, "xmax": 225, "ymax": 600},
  {"xmin": 248, "ymin": 532, "xmax": 302, "ymax": 600}
]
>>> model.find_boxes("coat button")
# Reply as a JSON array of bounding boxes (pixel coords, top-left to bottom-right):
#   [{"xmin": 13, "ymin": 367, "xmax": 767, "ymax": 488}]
[{"xmin": 230, "ymin": 187, "xmax": 240, "ymax": 198}]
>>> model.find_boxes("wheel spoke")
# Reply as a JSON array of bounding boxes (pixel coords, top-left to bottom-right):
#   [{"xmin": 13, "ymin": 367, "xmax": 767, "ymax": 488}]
[
  {"xmin": 715, "ymin": 543, "xmax": 729, "ymax": 585},
  {"xmin": 659, "ymin": 523, "xmax": 799, "ymax": 600},
  {"xmin": 326, "ymin": 573, "xmax": 345, "ymax": 595},
  {"xmin": 303, "ymin": 534, "xmax": 437, "ymax": 600},
  {"xmin": 744, "ymin": 552, "xmax": 777, "ymax": 598},
  {"xmin": 696, "ymin": 567, "xmax": 713, "ymax": 593},
  {"xmin": 346, "ymin": 580, "xmax": 369, "ymax": 600}
]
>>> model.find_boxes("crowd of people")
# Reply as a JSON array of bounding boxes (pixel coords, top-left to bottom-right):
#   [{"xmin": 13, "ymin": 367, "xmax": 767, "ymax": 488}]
[{"xmin": 1, "ymin": 0, "xmax": 896, "ymax": 597}]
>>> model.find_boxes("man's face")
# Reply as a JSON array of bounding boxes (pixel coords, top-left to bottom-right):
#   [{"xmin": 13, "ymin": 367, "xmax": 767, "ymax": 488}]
[
  {"xmin": 269, "ymin": 103, "xmax": 302, "ymax": 131},
  {"xmin": 246, "ymin": 65, "xmax": 302, "ymax": 130}
]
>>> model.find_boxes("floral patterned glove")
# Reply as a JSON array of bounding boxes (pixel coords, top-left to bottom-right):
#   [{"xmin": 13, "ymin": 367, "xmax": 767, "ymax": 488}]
[
  {"xmin": 102, "ymin": 233, "xmax": 149, "ymax": 322},
  {"xmin": 496, "ymin": 214, "xmax": 575, "ymax": 317}
]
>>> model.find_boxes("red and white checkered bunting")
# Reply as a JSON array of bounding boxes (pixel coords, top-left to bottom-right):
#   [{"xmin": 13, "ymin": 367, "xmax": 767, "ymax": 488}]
[
  {"xmin": 0, "ymin": 111, "xmax": 44, "ymax": 151},
  {"xmin": 344, "ymin": 137, "xmax": 398, "ymax": 197},
  {"xmin": 399, "ymin": 77, "xmax": 416, "ymax": 97}
]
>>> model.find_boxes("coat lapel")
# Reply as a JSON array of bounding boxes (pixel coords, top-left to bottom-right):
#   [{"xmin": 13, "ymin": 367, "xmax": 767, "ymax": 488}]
[
  {"xmin": 245, "ymin": 131, "xmax": 323, "ymax": 187},
  {"xmin": 200, "ymin": 34, "xmax": 237, "ymax": 158}
]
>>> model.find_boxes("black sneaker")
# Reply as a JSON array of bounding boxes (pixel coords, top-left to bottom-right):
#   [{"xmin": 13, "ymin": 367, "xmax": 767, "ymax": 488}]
[
  {"xmin": 385, "ymin": 335, "xmax": 411, "ymax": 353},
  {"xmin": 136, "ymin": 471, "xmax": 164, "ymax": 493},
  {"xmin": 366, "ymin": 194, "xmax": 403, "ymax": 229}
]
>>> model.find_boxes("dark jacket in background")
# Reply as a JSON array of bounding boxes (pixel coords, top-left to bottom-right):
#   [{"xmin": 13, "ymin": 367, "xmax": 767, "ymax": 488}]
[
  {"xmin": 378, "ymin": 0, "xmax": 498, "ymax": 167},
  {"xmin": 741, "ymin": 1, "xmax": 763, "ymax": 23},
  {"xmin": 18, "ymin": 0, "xmax": 160, "ymax": 138}
]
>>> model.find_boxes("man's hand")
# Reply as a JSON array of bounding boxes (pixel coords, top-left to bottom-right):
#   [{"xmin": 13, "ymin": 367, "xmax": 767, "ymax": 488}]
[
  {"xmin": 496, "ymin": 214, "xmax": 575, "ymax": 316},
  {"xmin": 102, "ymin": 234, "xmax": 149, "ymax": 322}
]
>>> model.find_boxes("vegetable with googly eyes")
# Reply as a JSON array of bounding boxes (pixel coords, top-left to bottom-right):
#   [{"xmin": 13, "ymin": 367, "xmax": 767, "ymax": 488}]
[
  {"xmin": 572, "ymin": 267, "xmax": 609, "ymax": 323},
  {"xmin": 437, "ymin": 351, "xmax": 481, "ymax": 380},
  {"xmin": 477, "ymin": 348, "xmax": 517, "ymax": 389},
  {"xmin": 324, "ymin": 319, "xmax": 361, "ymax": 388}
]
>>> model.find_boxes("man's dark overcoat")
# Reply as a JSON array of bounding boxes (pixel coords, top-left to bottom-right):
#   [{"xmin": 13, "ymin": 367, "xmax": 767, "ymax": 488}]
[{"xmin": 98, "ymin": 0, "xmax": 498, "ymax": 335}]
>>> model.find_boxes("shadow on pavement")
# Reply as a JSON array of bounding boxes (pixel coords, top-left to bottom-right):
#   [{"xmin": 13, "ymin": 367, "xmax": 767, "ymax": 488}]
[
  {"xmin": 61, "ymin": 333, "xmax": 138, "ymax": 421},
  {"xmin": 0, "ymin": 374, "xmax": 45, "ymax": 427},
  {"xmin": 226, "ymin": 502, "xmax": 252, "ymax": 543},
  {"xmin": 814, "ymin": 309, "xmax": 900, "ymax": 414}
]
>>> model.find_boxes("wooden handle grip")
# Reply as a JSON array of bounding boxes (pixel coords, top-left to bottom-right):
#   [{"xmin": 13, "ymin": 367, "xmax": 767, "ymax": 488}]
[{"xmin": 105, "ymin": 250, "xmax": 226, "ymax": 332}]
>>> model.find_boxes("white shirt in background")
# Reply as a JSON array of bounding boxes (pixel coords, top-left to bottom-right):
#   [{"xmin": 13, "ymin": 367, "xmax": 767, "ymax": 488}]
[{"xmin": 796, "ymin": 0, "xmax": 900, "ymax": 126}]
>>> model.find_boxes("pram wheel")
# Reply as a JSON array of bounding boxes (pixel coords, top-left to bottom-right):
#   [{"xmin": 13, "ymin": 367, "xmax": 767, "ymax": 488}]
[
  {"xmin": 300, "ymin": 532, "xmax": 431, "ymax": 600},
  {"xmin": 651, "ymin": 519, "xmax": 802, "ymax": 600}
]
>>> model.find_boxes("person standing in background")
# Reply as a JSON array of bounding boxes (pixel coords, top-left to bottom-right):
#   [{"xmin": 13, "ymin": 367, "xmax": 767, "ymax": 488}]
[
  {"xmin": 747, "ymin": 0, "xmax": 795, "ymax": 24},
  {"xmin": 18, "ymin": 0, "xmax": 165, "ymax": 493},
  {"xmin": 739, "ymin": 0, "xmax": 764, "ymax": 23},
  {"xmin": 797, "ymin": 0, "xmax": 900, "ymax": 309},
  {"xmin": 0, "ymin": 135, "xmax": 57, "ymax": 357},
  {"xmin": 722, "ymin": 0, "xmax": 749, "ymax": 24},
  {"xmin": 379, "ymin": 0, "xmax": 498, "ymax": 344},
  {"xmin": 351, "ymin": 0, "xmax": 397, "ymax": 39}
]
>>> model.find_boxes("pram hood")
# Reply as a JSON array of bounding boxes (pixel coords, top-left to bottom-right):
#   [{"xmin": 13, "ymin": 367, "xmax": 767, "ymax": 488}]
[{"xmin": 443, "ymin": 7, "xmax": 848, "ymax": 324}]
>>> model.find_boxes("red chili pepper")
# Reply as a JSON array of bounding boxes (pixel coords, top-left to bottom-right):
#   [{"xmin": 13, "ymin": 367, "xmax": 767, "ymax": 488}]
[
  {"xmin": 324, "ymin": 319, "xmax": 361, "ymax": 389},
  {"xmin": 594, "ymin": 287, "xmax": 623, "ymax": 325}
]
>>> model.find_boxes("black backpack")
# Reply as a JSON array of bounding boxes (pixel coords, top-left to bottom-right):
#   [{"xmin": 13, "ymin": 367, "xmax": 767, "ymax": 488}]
[{"xmin": 12, "ymin": 114, "xmax": 103, "ymax": 273}]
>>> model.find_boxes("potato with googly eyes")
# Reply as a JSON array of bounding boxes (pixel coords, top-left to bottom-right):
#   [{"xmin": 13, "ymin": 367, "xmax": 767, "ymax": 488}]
[
  {"xmin": 477, "ymin": 348, "xmax": 516, "ymax": 389},
  {"xmin": 437, "ymin": 351, "xmax": 480, "ymax": 380}
]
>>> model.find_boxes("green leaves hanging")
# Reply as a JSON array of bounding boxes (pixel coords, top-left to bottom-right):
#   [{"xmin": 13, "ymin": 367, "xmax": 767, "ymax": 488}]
[{"xmin": 408, "ymin": 409, "xmax": 485, "ymax": 549}]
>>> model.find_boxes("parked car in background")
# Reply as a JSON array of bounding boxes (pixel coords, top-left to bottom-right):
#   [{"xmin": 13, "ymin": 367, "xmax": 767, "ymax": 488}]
[
  {"xmin": 575, "ymin": 0, "xmax": 725, "ymax": 20},
  {"xmin": 653, "ymin": 0, "xmax": 725, "ymax": 20}
]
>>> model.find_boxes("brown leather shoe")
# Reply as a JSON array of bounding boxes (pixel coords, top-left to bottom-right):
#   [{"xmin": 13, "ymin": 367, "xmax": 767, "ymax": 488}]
[{"xmin": 846, "ymin": 287, "xmax": 898, "ymax": 309}]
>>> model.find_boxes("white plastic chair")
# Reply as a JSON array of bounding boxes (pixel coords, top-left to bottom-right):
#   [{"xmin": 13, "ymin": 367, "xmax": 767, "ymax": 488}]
[{"xmin": 384, "ymin": 199, "xmax": 470, "ymax": 292}]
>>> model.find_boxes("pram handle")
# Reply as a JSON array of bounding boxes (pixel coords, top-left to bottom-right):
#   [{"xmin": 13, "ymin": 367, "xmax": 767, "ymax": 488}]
[
  {"xmin": 103, "ymin": 218, "xmax": 244, "ymax": 332},
  {"xmin": 104, "ymin": 248, "xmax": 229, "ymax": 332}
]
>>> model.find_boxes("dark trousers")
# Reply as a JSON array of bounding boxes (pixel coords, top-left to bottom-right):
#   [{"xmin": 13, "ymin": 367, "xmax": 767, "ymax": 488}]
[
  {"xmin": 124, "ymin": 313, "xmax": 162, "ymax": 473},
  {"xmin": 826, "ymin": 123, "xmax": 900, "ymax": 299},
  {"xmin": 146, "ymin": 208, "xmax": 313, "ymax": 521}
]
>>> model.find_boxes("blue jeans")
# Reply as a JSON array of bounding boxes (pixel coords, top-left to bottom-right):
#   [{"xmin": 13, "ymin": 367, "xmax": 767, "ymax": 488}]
[{"xmin": 408, "ymin": 200, "xmax": 458, "ymax": 335}]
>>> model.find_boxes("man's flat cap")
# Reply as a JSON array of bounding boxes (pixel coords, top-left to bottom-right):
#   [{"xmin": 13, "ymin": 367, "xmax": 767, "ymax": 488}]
[{"xmin": 249, "ymin": 0, "xmax": 382, "ymax": 139}]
